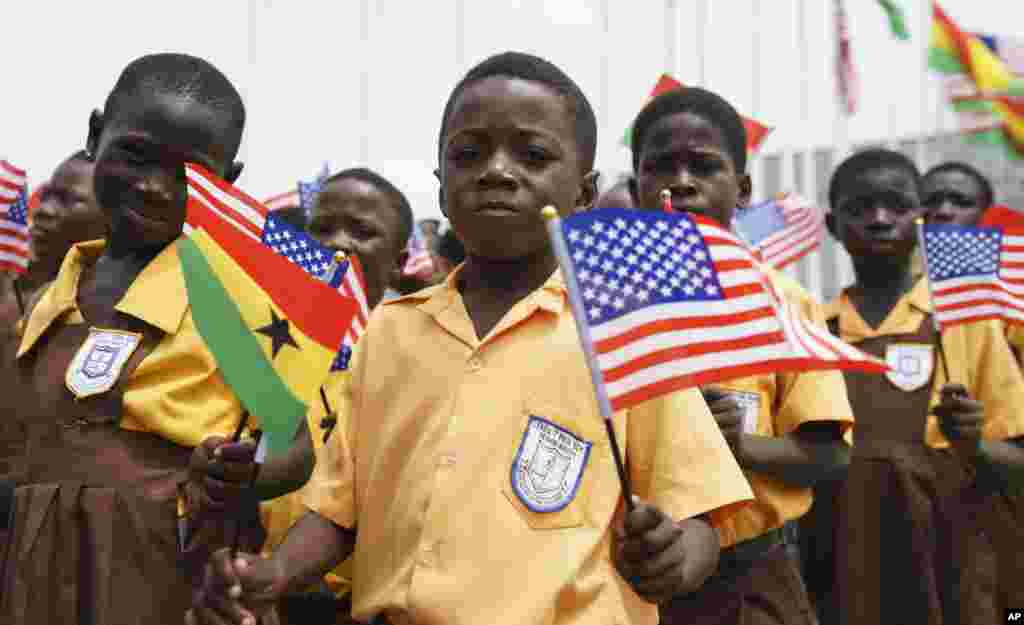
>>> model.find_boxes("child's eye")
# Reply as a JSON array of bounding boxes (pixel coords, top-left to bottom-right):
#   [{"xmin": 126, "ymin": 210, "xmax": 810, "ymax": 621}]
[
  {"xmin": 689, "ymin": 157, "xmax": 719, "ymax": 177},
  {"xmin": 449, "ymin": 145, "xmax": 480, "ymax": 163},
  {"xmin": 523, "ymin": 145, "xmax": 552, "ymax": 164}
]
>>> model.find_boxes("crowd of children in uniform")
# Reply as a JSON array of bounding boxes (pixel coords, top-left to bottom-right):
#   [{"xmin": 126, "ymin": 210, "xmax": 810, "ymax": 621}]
[{"xmin": 0, "ymin": 49, "xmax": 1020, "ymax": 625}]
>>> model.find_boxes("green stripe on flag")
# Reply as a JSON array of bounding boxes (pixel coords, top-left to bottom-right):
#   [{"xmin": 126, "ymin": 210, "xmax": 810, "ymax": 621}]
[
  {"xmin": 178, "ymin": 237, "xmax": 306, "ymax": 457},
  {"xmin": 929, "ymin": 48, "xmax": 966, "ymax": 75}
]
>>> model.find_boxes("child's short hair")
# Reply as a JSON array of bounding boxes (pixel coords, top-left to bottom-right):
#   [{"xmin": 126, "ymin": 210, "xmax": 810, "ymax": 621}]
[
  {"xmin": 923, "ymin": 161, "xmax": 994, "ymax": 208},
  {"xmin": 326, "ymin": 168, "xmax": 414, "ymax": 247},
  {"xmin": 631, "ymin": 87, "xmax": 748, "ymax": 175},
  {"xmin": 438, "ymin": 51, "xmax": 597, "ymax": 172},
  {"xmin": 104, "ymin": 53, "xmax": 245, "ymax": 162},
  {"xmin": 828, "ymin": 148, "xmax": 920, "ymax": 209}
]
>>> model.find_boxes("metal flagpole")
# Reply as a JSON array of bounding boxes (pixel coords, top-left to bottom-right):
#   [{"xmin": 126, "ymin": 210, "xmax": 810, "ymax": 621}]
[{"xmin": 542, "ymin": 206, "xmax": 634, "ymax": 510}]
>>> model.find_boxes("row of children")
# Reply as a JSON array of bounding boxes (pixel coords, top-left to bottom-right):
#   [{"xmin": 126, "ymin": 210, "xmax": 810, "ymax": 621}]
[{"xmin": 0, "ymin": 46, "xmax": 1019, "ymax": 625}]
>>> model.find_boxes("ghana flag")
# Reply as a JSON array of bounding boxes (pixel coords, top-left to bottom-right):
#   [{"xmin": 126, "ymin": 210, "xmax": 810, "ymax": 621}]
[
  {"xmin": 180, "ymin": 164, "xmax": 359, "ymax": 457},
  {"xmin": 930, "ymin": 2, "xmax": 1024, "ymax": 158}
]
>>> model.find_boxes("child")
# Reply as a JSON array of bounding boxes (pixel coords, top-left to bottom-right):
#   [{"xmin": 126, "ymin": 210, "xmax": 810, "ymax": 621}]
[
  {"xmin": 0, "ymin": 54, "xmax": 313, "ymax": 624},
  {"xmin": 189, "ymin": 51, "xmax": 753, "ymax": 625},
  {"xmin": 821, "ymin": 148, "xmax": 1024, "ymax": 624},
  {"xmin": 922, "ymin": 161, "xmax": 994, "ymax": 227},
  {"xmin": 261, "ymin": 166, "xmax": 413, "ymax": 625},
  {"xmin": 628, "ymin": 87, "xmax": 853, "ymax": 625}
]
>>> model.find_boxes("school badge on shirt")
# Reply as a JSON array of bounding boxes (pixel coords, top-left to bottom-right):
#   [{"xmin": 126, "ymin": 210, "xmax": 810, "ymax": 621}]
[
  {"xmin": 65, "ymin": 328, "xmax": 143, "ymax": 399},
  {"xmin": 511, "ymin": 416, "xmax": 591, "ymax": 513},
  {"xmin": 885, "ymin": 343, "xmax": 934, "ymax": 392}
]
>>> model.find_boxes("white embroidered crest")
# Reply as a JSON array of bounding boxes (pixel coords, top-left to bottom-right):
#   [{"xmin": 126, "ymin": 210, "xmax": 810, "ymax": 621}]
[
  {"xmin": 511, "ymin": 416, "xmax": 591, "ymax": 513},
  {"xmin": 65, "ymin": 328, "xmax": 143, "ymax": 399},
  {"xmin": 722, "ymin": 390, "xmax": 761, "ymax": 434},
  {"xmin": 885, "ymin": 343, "xmax": 934, "ymax": 392}
]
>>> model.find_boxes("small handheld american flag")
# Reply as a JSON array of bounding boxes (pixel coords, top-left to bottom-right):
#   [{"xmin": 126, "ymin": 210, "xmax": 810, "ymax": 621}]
[
  {"xmin": 0, "ymin": 161, "xmax": 29, "ymax": 274},
  {"xmin": 548, "ymin": 207, "xmax": 885, "ymax": 413},
  {"xmin": 918, "ymin": 220, "xmax": 1024, "ymax": 330},
  {"xmin": 402, "ymin": 221, "xmax": 436, "ymax": 280},
  {"xmin": 733, "ymin": 193, "xmax": 824, "ymax": 270}
]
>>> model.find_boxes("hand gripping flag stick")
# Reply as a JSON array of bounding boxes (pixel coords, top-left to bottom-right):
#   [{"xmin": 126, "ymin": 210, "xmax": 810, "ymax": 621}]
[{"xmin": 542, "ymin": 206, "xmax": 635, "ymax": 511}]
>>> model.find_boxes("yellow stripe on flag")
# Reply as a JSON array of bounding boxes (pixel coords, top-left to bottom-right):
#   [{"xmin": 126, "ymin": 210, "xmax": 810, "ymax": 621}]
[{"xmin": 192, "ymin": 228, "xmax": 334, "ymax": 406}]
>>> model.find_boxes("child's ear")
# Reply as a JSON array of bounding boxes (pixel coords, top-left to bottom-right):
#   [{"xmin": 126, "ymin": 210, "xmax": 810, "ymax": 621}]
[
  {"xmin": 575, "ymin": 171, "xmax": 599, "ymax": 213},
  {"xmin": 825, "ymin": 212, "xmax": 838, "ymax": 239},
  {"xmin": 87, "ymin": 109, "xmax": 104, "ymax": 156},
  {"xmin": 738, "ymin": 174, "xmax": 753, "ymax": 208},
  {"xmin": 225, "ymin": 162, "xmax": 245, "ymax": 184}
]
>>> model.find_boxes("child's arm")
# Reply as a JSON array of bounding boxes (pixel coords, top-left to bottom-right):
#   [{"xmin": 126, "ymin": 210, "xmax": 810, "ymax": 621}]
[
  {"xmin": 704, "ymin": 387, "xmax": 850, "ymax": 488},
  {"xmin": 187, "ymin": 511, "xmax": 356, "ymax": 625},
  {"xmin": 251, "ymin": 419, "xmax": 314, "ymax": 501},
  {"xmin": 935, "ymin": 384, "xmax": 1024, "ymax": 492}
]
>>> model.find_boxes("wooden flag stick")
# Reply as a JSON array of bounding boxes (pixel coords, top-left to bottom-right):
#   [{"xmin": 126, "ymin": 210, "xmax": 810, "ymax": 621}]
[
  {"xmin": 541, "ymin": 205, "xmax": 634, "ymax": 511},
  {"xmin": 12, "ymin": 279, "xmax": 24, "ymax": 316},
  {"xmin": 227, "ymin": 411, "xmax": 261, "ymax": 559}
]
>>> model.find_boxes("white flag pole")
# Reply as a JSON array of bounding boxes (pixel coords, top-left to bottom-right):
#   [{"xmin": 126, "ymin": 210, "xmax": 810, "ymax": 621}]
[{"xmin": 542, "ymin": 206, "xmax": 634, "ymax": 510}]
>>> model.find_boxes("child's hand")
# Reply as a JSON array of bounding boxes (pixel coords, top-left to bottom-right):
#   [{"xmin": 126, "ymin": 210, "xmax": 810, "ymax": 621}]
[
  {"xmin": 613, "ymin": 498, "xmax": 720, "ymax": 604},
  {"xmin": 702, "ymin": 386, "xmax": 744, "ymax": 453},
  {"xmin": 185, "ymin": 436, "xmax": 259, "ymax": 522},
  {"xmin": 933, "ymin": 384, "xmax": 985, "ymax": 456},
  {"xmin": 186, "ymin": 548, "xmax": 285, "ymax": 625}
]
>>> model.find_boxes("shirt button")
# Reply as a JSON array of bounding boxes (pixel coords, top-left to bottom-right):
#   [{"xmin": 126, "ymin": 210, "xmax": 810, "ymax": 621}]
[{"xmin": 467, "ymin": 357, "xmax": 483, "ymax": 372}]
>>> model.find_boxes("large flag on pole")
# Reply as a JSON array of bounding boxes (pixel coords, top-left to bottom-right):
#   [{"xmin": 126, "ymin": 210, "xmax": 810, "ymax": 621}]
[
  {"xmin": 919, "ymin": 221, "xmax": 1024, "ymax": 330},
  {"xmin": 733, "ymin": 192, "xmax": 825, "ymax": 270},
  {"xmin": 182, "ymin": 164, "xmax": 361, "ymax": 456},
  {"xmin": 550, "ymin": 207, "xmax": 885, "ymax": 411}
]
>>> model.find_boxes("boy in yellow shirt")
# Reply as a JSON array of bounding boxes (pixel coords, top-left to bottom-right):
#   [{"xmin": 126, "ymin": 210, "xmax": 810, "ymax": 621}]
[
  {"xmin": 189, "ymin": 51, "xmax": 753, "ymax": 625},
  {"xmin": 627, "ymin": 86, "xmax": 853, "ymax": 625}
]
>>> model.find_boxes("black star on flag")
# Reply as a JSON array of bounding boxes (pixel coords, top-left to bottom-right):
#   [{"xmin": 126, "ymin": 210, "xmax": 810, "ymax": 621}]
[{"xmin": 254, "ymin": 308, "xmax": 299, "ymax": 358}]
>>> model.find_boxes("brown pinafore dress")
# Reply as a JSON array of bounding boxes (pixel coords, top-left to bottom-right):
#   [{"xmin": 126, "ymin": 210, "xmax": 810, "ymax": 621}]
[
  {"xmin": 0, "ymin": 305, "xmax": 264, "ymax": 624},
  {"xmin": 818, "ymin": 314, "xmax": 1011, "ymax": 625}
]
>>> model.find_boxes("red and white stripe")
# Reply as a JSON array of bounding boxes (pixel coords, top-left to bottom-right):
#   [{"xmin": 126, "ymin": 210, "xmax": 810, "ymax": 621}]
[
  {"xmin": 755, "ymin": 193, "xmax": 825, "ymax": 270},
  {"xmin": 339, "ymin": 253, "xmax": 369, "ymax": 346},
  {"xmin": 184, "ymin": 164, "xmax": 267, "ymax": 240},
  {"xmin": 931, "ymin": 227, "xmax": 1024, "ymax": 328},
  {"xmin": 835, "ymin": 0, "xmax": 859, "ymax": 115},
  {"xmin": 0, "ymin": 160, "xmax": 26, "ymax": 207},
  {"xmin": 0, "ymin": 160, "xmax": 29, "ymax": 274},
  {"xmin": 588, "ymin": 217, "xmax": 884, "ymax": 410},
  {"xmin": 402, "ymin": 224, "xmax": 436, "ymax": 279},
  {"xmin": 263, "ymin": 189, "xmax": 300, "ymax": 211}
]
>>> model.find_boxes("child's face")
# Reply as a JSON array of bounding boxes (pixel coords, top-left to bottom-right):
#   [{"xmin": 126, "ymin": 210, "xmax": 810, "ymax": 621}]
[
  {"xmin": 922, "ymin": 169, "xmax": 986, "ymax": 226},
  {"xmin": 29, "ymin": 158, "xmax": 107, "ymax": 273},
  {"xmin": 439, "ymin": 76, "xmax": 594, "ymax": 261},
  {"xmin": 91, "ymin": 91, "xmax": 239, "ymax": 249},
  {"xmin": 830, "ymin": 166, "xmax": 923, "ymax": 259},
  {"xmin": 633, "ymin": 111, "xmax": 750, "ymax": 227},
  {"xmin": 307, "ymin": 178, "xmax": 405, "ymax": 310}
]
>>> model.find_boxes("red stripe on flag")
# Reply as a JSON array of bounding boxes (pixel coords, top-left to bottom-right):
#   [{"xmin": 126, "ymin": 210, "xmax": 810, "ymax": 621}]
[
  {"xmin": 602, "ymin": 331, "xmax": 786, "ymax": 383},
  {"xmin": 0, "ymin": 161, "xmax": 25, "ymax": 178},
  {"xmin": 187, "ymin": 177, "xmax": 264, "ymax": 238},
  {"xmin": 594, "ymin": 305, "xmax": 777, "ymax": 354}
]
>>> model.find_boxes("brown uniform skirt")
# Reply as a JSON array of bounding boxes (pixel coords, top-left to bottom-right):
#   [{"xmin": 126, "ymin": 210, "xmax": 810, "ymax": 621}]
[
  {"xmin": 804, "ymin": 315, "xmax": 1022, "ymax": 625},
  {"xmin": 0, "ymin": 316, "xmax": 263, "ymax": 624}
]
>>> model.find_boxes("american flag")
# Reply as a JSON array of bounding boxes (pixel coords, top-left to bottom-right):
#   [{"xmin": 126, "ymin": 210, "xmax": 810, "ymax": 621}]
[
  {"xmin": 734, "ymin": 193, "xmax": 824, "ymax": 270},
  {"xmin": 0, "ymin": 161, "xmax": 29, "ymax": 274},
  {"xmin": 558, "ymin": 208, "xmax": 885, "ymax": 410},
  {"xmin": 920, "ymin": 222, "xmax": 1024, "ymax": 329},
  {"xmin": 835, "ymin": 0, "xmax": 859, "ymax": 115},
  {"xmin": 263, "ymin": 190, "xmax": 300, "ymax": 211},
  {"xmin": 402, "ymin": 221, "xmax": 436, "ymax": 279},
  {"xmin": 185, "ymin": 164, "xmax": 369, "ymax": 346},
  {"xmin": 297, "ymin": 163, "xmax": 330, "ymax": 216}
]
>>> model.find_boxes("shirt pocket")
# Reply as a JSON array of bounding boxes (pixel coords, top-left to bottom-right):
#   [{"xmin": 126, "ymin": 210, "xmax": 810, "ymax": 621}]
[{"xmin": 501, "ymin": 409, "xmax": 600, "ymax": 530}]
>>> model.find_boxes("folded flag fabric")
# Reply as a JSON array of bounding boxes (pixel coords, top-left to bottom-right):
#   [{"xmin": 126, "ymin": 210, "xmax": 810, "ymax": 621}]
[
  {"xmin": 0, "ymin": 160, "xmax": 28, "ymax": 274},
  {"xmin": 623, "ymin": 74, "xmax": 771, "ymax": 154},
  {"xmin": 263, "ymin": 190, "xmax": 300, "ymax": 211},
  {"xmin": 402, "ymin": 221, "xmax": 437, "ymax": 280},
  {"xmin": 181, "ymin": 164, "xmax": 360, "ymax": 456},
  {"xmin": 734, "ymin": 192, "xmax": 824, "ymax": 270},
  {"xmin": 556, "ymin": 208, "xmax": 886, "ymax": 410},
  {"xmin": 979, "ymin": 204, "xmax": 1024, "ymax": 229},
  {"xmin": 920, "ymin": 222, "xmax": 1024, "ymax": 330}
]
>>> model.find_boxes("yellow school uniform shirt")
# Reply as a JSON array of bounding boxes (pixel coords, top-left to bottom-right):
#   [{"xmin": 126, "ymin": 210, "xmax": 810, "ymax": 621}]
[
  {"xmin": 823, "ymin": 278, "xmax": 1024, "ymax": 446},
  {"xmin": 17, "ymin": 239, "xmax": 248, "ymax": 445},
  {"xmin": 260, "ymin": 369, "xmax": 353, "ymax": 597},
  {"xmin": 303, "ymin": 267, "xmax": 754, "ymax": 625},
  {"xmin": 713, "ymin": 267, "xmax": 854, "ymax": 548}
]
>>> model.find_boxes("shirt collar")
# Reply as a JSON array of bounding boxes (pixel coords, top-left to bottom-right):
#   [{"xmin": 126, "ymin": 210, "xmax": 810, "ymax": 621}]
[{"xmin": 17, "ymin": 239, "xmax": 189, "ymax": 358}]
